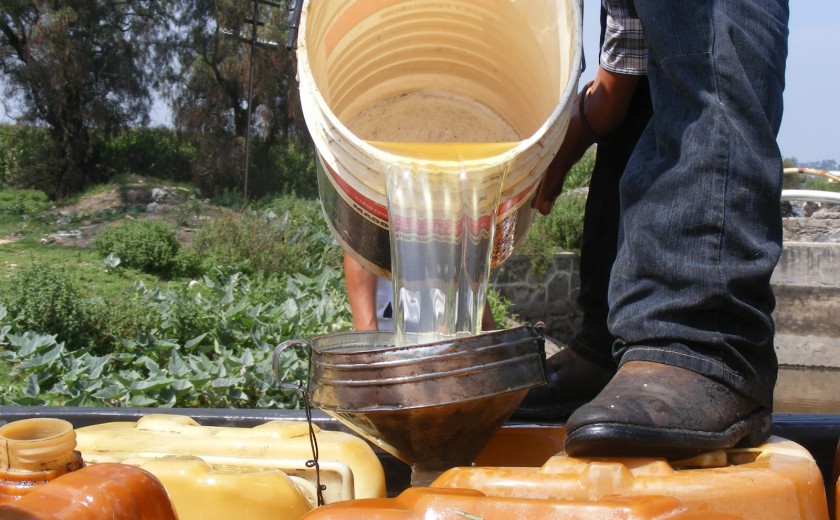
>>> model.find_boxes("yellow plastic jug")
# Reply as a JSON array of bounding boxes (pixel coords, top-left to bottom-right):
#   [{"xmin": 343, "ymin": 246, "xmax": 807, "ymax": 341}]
[
  {"xmin": 432, "ymin": 436, "xmax": 829, "ymax": 520},
  {"xmin": 74, "ymin": 414, "xmax": 386, "ymax": 505},
  {"xmin": 298, "ymin": 486, "xmax": 747, "ymax": 520},
  {"xmin": 134, "ymin": 455, "xmax": 311, "ymax": 520}
]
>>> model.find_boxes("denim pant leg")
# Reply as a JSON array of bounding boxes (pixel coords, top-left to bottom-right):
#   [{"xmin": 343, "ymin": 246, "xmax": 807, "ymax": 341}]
[
  {"xmin": 608, "ymin": 0, "xmax": 789, "ymax": 408},
  {"xmin": 572, "ymin": 77, "xmax": 652, "ymax": 368}
]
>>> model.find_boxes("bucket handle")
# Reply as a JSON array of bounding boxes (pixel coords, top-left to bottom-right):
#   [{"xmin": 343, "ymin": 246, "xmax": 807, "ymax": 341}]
[
  {"xmin": 285, "ymin": 0, "xmax": 305, "ymax": 51},
  {"xmin": 272, "ymin": 338, "xmax": 311, "ymax": 392}
]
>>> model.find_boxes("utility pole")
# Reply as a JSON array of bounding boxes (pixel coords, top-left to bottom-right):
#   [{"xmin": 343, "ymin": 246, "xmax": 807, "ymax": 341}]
[{"xmin": 223, "ymin": 0, "xmax": 282, "ymax": 202}]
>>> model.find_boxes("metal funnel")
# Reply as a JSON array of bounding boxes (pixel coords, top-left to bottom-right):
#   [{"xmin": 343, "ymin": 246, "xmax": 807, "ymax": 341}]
[{"xmin": 274, "ymin": 326, "xmax": 546, "ymax": 485}]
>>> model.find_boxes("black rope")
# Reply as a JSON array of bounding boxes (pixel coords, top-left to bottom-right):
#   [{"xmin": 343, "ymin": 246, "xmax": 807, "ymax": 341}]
[{"xmin": 282, "ymin": 380, "xmax": 325, "ymax": 507}]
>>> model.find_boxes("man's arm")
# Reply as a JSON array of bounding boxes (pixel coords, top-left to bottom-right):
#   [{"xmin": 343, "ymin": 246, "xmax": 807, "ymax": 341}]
[{"xmin": 533, "ymin": 67, "xmax": 640, "ymax": 215}]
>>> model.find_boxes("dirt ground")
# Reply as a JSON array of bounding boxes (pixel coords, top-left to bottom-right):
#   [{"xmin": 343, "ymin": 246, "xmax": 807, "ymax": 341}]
[{"xmin": 35, "ymin": 182, "xmax": 226, "ymax": 249}]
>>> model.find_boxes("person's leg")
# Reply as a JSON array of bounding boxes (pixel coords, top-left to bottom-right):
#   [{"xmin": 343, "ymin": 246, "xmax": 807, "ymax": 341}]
[
  {"xmin": 565, "ymin": 0, "xmax": 789, "ymax": 457},
  {"xmin": 514, "ymin": 78, "xmax": 652, "ymax": 420},
  {"xmin": 573, "ymin": 76, "xmax": 651, "ymax": 366}
]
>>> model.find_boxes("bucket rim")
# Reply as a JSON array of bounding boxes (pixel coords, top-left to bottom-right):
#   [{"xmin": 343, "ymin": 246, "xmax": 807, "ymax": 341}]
[
  {"xmin": 302, "ymin": 325, "xmax": 544, "ymax": 357},
  {"xmin": 296, "ymin": 0, "xmax": 583, "ymax": 168}
]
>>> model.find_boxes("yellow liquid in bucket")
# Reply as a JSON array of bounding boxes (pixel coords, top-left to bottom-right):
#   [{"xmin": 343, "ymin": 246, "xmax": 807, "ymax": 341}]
[
  {"xmin": 368, "ymin": 142, "xmax": 518, "ymax": 161},
  {"xmin": 369, "ymin": 141, "xmax": 518, "ymax": 343}
]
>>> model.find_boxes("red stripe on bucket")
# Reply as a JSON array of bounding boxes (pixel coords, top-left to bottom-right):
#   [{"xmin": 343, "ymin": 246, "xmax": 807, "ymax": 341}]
[
  {"xmin": 325, "ymin": 161, "xmax": 390, "ymax": 221},
  {"xmin": 325, "ymin": 160, "xmax": 537, "ymax": 238}
]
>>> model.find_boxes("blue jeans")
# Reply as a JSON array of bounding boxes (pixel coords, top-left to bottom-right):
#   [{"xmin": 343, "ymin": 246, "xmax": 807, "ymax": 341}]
[{"xmin": 607, "ymin": 0, "xmax": 789, "ymax": 408}]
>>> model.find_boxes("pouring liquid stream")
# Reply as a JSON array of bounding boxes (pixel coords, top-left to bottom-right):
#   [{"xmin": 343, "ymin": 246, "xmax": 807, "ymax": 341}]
[{"xmin": 373, "ymin": 141, "xmax": 518, "ymax": 346}]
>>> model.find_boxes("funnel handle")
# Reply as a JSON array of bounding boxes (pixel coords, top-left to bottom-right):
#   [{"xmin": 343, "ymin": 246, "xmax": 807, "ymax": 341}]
[{"xmin": 272, "ymin": 338, "xmax": 311, "ymax": 392}]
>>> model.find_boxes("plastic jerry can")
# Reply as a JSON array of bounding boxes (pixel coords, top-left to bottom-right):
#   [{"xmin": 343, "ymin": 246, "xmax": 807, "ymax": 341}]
[
  {"xmin": 432, "ymin": 436, "xmax": 829, "ymax": 520},
  {"xmin": 474, "ymin": 423, "xmax": 567, "ymax": 467},
  {"xmin": 833, "ymin": 438, "xmax": 839, "ymax": 520},
  {"xmin": 298, "ymin": 486, "xmax": 747, "ymax": 519},
  {"xmin": 0, "ymin": 418, "xmax": 84, "ymax": 504},
  {"xmin": 74, "ymin": 413, "xmax": 386, "ymax": 505},
  {"xmin": 134, "ymin": 455, "xmax": 312, "ymax": 520},
  {"xmin": 0, "ymin": 462, "xmax": 177, "ymax": 519}
]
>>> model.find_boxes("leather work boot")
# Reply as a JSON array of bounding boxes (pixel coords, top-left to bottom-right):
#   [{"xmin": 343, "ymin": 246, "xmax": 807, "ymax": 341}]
[
  {"xmin": 564, "ymin": 361, "xmax": 772, "ymax": 459},
  {"xmin": 513, "ymin": 345, "xmax": 615, "ymax": 421}
]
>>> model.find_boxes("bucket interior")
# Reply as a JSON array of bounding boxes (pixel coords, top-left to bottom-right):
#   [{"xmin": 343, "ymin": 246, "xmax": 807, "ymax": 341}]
[{"xmin": 302, "ymin": 0, "xmax": 577, "ymax": 143}]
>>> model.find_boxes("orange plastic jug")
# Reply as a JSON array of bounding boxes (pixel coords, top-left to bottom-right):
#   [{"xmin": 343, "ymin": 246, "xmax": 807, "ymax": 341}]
[
  {"xmin": 0, "ymin": 418, "xmax": 84, "ymax": 504},
  {"xmin": 298, "ymin": 486, "xmax": 746, "ymax": 519},
  {"xmin": 0, "ymin": 462, "xmax": 177, "ymax": 519},
  {"xmin": 74, "ymin": 413, "xmax": 386, "ymax": 504},
  {"xmin": 833, "ymin": 438, "xmax": 839, "ymax": 520},
  {"xmin": 474, "ymin": 423, "xmax": 567, "ymax": 467},
  {"xmin": 432, "ymin": 436, "xmax": 829, "ymax": 520}
]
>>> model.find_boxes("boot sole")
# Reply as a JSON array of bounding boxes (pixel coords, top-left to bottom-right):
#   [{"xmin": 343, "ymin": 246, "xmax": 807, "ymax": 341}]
[{"xmin": 564, "ymin": 408, "xmax": 772, "ymax": 459}]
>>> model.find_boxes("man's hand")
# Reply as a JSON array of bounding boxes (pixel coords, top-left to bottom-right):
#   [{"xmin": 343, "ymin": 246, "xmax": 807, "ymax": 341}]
[{"xmin": 533, "ymin": 68, "xmax": 641, "ymax": 215}]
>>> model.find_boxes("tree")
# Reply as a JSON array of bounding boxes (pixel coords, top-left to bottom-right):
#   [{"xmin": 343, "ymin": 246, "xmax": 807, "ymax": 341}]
[
  {"xmin": 170, "ymin": 0, "xmax": 312, "ymax": 198},
  {"xmin": 0, "ymin": 1, "xmax": 180, "ymax": 198}
]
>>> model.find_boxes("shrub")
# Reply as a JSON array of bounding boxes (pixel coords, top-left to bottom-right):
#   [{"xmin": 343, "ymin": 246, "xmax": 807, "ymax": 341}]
[
  {"xmin": 0, "ymin": 126, "xmax": 57, "ymax": 195},
  {"xmin": 94, "ymin": 219, "xmax": 182, "ymax": 276},
  {"xmin": 2, "ymin": 263, "xmax": 93, "ymax": 349},
  {"xmin": 84, "ymin": 290, "xmax": 160, "ymax": 353},
  {"xmin": 248, "ymin": 139, "xmax": 318, "ymax": 199},
  {"xmin": 564, "ymin": 147, "xmax": 596, "ymax": 191},
  {"xmin": 101, "ymin": 128, "xmax": 196, "ymax": 183},
  {"xmin": 0, "ymin": 188, "xmax": 51, "ymax": 216},
  {"xmin": 191, "ymin": 196, "xmax": 342, "ymax": 277},
  {"xmin": 171, "ymin": 247, "xmax": 204, "ymax": 278}
]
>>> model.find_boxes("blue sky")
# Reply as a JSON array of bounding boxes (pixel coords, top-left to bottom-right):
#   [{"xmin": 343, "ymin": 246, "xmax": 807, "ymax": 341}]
[{"xmin": 579, "ymin": 3, "xmax": 838, "ymax": 164}]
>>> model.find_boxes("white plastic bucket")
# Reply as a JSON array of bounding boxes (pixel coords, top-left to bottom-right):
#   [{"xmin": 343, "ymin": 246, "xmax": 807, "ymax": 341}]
[{"xmin": 297, "ymin": 0, "xmax": 582, "ymax": 277}]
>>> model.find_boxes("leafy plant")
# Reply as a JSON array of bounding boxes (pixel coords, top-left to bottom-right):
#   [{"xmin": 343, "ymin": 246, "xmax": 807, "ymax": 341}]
[
  {"xmin": 94, "ymin": 219, "xmax": 183, "ymax": 276},
  {"xmin": 0, "ymin": 126, "xmax": 55, "ymax": 192},
  {"xmin": 0, "ymin": 188, "xmax": 51, "ymax": 216},
  {"xmin": 0, "ymin": 261, "xmax": 353, "ymax": 409},
  {"xmin": 2, "ymin": 263, "xmax": 94, "ymax": 351},
  {"xmin": 101, "ymin": 128, "xmax": 196, "ymax": 183},
  {"xmin": 191, "ymin": 196, "xmax": 342, "ymax": 277}
]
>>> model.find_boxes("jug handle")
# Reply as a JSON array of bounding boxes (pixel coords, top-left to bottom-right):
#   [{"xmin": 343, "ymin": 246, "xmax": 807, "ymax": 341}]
[{"xmin": 272, "ymin": 338, "xmax": 312, "ymax": 392}]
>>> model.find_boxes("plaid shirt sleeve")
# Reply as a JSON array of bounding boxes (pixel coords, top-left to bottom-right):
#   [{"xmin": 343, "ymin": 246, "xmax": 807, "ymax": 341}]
[{"xmin": 601, "ymin": 0, "xmax": 648, "ymax": 76}]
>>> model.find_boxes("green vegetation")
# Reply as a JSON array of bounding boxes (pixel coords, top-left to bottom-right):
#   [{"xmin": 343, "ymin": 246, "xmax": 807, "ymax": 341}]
[
  {"xmin": 4, "ymin": 263, "xmax": 93, "ymax": 351},
  {"xmin": 517, "ymin": 149, "xmax": 594, "ymax": 274},
  {"xmin": 0, "ymin": 190, "xmax": 352, "ymax": 408},
  {"xmin": 0, "ymin": 183, "xmax": 521, "ymax": 409},
  {"xmin": 0, "ymin": 145, "xmax": 594, "ymax": 409},
  {"xmin": 94, "ymin": 219, "xmax": 189, "ymax": 277},
  {"xmin": 0, "ymin": 189, "xmax": 52, "ymax": 216},
  {"xmin": 191, "ymin": 196, "xmax": 341, "ymax": 277}
]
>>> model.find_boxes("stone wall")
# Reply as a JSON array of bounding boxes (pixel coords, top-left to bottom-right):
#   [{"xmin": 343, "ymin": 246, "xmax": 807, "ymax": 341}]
[
  {"xmin": 491, "ymin": 242, "xmax": 840, "ymax": 368},
  {"xmin": 490, "ymin": 252, "xmax": 581, "ymax": 345},
  {"xmin": 771, "ymin": 242, "xmax": 840, "ymax": 368}
]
